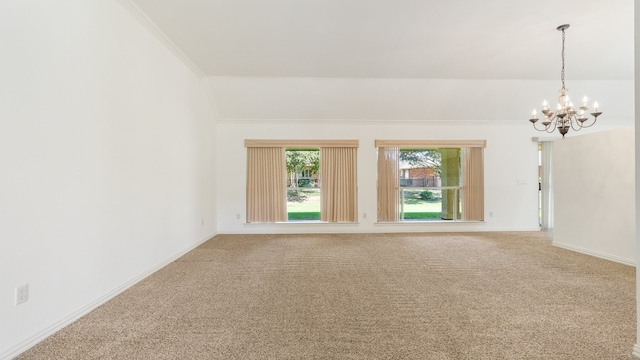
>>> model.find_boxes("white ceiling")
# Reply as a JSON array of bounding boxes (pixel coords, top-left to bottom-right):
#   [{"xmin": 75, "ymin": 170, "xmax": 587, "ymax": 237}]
[{"xmin": 129, "ymin": 0, "xmax": 633, "ymax": 80}]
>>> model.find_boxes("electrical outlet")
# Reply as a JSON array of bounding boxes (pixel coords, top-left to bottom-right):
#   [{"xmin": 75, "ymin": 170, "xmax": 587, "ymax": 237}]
[
  {"xmin": 362, "ymin": 213, "xmax": 367, "ymax": 219},
  {"xmin": 236, "ymin": 214, "xmax": 240, "ymax": 220},
  {"xmin": 15, "ymin": 284, "xmax": 28, "ymax": 305}
]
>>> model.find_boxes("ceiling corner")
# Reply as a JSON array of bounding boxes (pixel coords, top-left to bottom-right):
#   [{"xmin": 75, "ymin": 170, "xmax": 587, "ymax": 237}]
[{"xmin": 115, "ymin": 0, "xmax": 206, "ymax": 79}]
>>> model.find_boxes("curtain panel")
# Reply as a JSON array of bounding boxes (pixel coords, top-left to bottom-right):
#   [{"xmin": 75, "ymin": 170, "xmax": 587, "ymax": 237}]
[
  {"xmin": 376, "ymin": 146, "xmax": 400, "ymax": 222},
  {"xmin": 246, "ymin": 147, "xmax": 287, "ymax": 222},
  {"xmin": 320, "ymin": 147, "xmax": 357, "ymax": 222},
  {"xmin": 461, "ymin": 147, "xmax": 484, "ymax": 221}
]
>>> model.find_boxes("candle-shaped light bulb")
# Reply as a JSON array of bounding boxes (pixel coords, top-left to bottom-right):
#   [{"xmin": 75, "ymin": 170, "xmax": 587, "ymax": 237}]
[
  {"xmin": 593, "ymin": 101, "xmax": 599, "ymax": 111},
  {"xmin": 582, "ymin": 96, "xmax": 588, "ymax": 106},
  {"xmin": 542, "ymin": 100, "xmax": 549, "ymax": 110},
  {"xmin": 557, "ymin": 103, "xmax": 562, "ymax": 111},
  {"xmin": 532, "ymin": 109, "xmax": 537, "ymax": 119}
]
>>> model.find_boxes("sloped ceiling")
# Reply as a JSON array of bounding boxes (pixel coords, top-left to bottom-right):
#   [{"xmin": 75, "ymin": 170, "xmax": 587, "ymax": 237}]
[
  {"xmin": 126, "ymin": 0, "xmax": 634, "ymax": 122},
  {"xmin": 128, "ymin": 0, "xmax": 632, "ymax": 80}
]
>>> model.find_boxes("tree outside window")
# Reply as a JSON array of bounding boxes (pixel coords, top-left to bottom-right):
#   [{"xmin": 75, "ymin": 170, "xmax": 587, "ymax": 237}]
[{"xmin": 286, "ymin": 149, "xmax": 320, "ymax": 220}]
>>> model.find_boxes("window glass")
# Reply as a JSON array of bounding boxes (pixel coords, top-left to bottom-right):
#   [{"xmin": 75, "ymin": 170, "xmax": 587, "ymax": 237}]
[
  {"xmin": 286, "ymin": 149, "xmax": 320, "ymax": 221},
  {"xmin": 376, "ymin": 141, "xmax": 484, "ymax": 222}
]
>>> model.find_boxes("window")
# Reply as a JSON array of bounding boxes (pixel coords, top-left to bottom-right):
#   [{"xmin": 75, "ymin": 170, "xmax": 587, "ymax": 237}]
[
  {"xmin": 287, "ymin": 149, "xmax": 320, "ymax": 220},
  {"xmin": 245, "ymin": 140, "xmax": 358, "ymax": 223},
  {"xmin": 376, "ymin": 140, "xmax": 485, "ymax": 222},
  {"xmin": 299, "ymin": 169, "xmax": 313, "ymax": 178}
]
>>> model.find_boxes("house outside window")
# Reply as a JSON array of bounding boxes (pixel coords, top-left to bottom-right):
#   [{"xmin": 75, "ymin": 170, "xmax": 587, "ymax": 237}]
[{"xmin": 376, "ymin": 140, "xmax": 485, "ymax": 222}]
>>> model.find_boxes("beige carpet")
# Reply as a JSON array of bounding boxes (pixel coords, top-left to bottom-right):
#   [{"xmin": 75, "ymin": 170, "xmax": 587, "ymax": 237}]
[{"xmin": 18, "ymin": 232, "xmax": 636, "ymax": 359}]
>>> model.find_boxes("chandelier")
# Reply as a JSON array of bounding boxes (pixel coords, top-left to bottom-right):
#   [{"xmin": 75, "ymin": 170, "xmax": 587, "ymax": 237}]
[{"xmin": 529, "ymin": 24, "xmax": 602, "ymax": 138}]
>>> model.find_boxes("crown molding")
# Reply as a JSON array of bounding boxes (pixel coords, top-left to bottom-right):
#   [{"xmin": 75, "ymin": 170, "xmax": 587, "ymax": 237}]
[
  {"xmin": 215, "ymin": 118, "xmax": 634, "ymax": 128},
  {"xmin": 216, "ymin": 118, "xmax": 541, "ymax": 126},
  {"xmin": 116, "ymin": 0, "xmax": 206, "ymax": 79}
]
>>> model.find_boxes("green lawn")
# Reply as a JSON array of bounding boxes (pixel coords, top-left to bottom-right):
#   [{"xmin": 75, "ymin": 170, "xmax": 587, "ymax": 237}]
[
  {"xmin": 401, "ymin": 201, "xmax": 442, "ymax": 213},
  {"xmin": 288, "ymin": 188, "xmax": 321, "ymax": 220},
  {"xmin": 287, "ymin": 187, "xmax": 449, "ymax": 221},
  {"xmin": 403, "ymin": 212, "xmax": 442, "ymax": 220},
  {"xmin": 288, "ymin": 212, "xmax": 321, "ymax": 220},
  {"xmin": 401, "ymin": 189, "xmax": 444, "ymax": 220},
  {"xmin": 402, "ymin": 203, "xmax": 444, "ymax": 220}
]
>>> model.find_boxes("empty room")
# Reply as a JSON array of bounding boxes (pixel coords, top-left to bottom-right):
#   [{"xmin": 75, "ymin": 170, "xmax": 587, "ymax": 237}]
[{"xmin": 1, "ymin": 0, "xmax": 638, "ymax": 359}]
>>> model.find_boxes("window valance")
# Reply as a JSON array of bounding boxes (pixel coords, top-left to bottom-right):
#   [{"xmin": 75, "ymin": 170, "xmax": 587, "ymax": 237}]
[
  {"xmin": 245, "ymin": 140, "xmax": 359, "ymax": 148},
  {"xmin": 374, "ymin": 140, "xmax": 486, "ymax": 148}
]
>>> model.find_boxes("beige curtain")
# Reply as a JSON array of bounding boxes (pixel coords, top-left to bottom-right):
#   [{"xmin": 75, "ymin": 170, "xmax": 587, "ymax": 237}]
[
  {"xmin": 246, "ymin": 147, "xmax": 287, "ymax": 222},
  {"xmin": 320, "ymin": 147, "xmax": 357, "ymax": 222},
  {"xmin": 377, "ymin": 147, "xmax": 400, "ymax": 222},
  {"xmin": 461, "ymin": 147, "xmax": 484, "ymax": 221}
]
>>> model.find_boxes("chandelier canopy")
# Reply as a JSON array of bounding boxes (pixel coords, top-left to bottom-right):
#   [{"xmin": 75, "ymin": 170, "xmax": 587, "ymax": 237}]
[{"xmin": 529, "ymin": 24, "xmax": 602, "ymax": 138}]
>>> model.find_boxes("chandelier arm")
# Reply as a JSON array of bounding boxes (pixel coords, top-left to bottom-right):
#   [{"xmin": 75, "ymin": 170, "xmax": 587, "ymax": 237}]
[
  {"xmin": 576, "ymin": 117, "xmax": 599, "ymax": 129},
  {"xmin": 538, "ymin": 117, "xmax": 558, "ymax": 134},
  {"xmin": 530, "ymin": 114, "xmax": 558, "ymax": 132},
  {"xmin": 569, "ymin": 117, "xmax": 584, "ymax": 131},
  {"xmin": 531, "ymin": 122, "xmax": 550, "ymax": 132},
  {"xmin": 548, "ymin": 116, "xmax": 558, "ymax": 133},
  {"xmin": 530, "ymin": 119, "xmax": 544, "ymax": 131}
]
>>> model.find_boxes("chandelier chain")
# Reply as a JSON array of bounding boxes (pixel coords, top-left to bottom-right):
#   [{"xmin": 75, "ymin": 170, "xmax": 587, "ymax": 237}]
[{"xmin": 561, "ymin": 28, "xmax": 565, "ymax": 89}]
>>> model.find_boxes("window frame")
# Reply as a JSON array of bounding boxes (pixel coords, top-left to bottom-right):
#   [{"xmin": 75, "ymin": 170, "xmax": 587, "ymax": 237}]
[
  {"xmin": 375, "ymin": 140, "xmax": 486, "ymax": 223},
  {"xmin": 245, "ymin": 139, "xmax": 359, "ymax": 223}
]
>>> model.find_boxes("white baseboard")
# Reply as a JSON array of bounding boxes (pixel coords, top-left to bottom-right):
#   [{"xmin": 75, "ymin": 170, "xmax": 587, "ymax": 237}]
[
  {"xmin": 0, "ymin": 232, "xmax": 217, "ymax": 360},
  {"xmin": 632, "ymin": 344, "xmax": 640, "ymax": 359},
  {"xmin": 552, "ymin": 241, "xmax": 636, "ymax": 267}
]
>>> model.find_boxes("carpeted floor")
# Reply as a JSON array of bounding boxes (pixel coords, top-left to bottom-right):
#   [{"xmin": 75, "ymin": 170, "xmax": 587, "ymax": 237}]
[{"xmin": 17, "ymin": 232, "xmax": 636, "ymax": 359}]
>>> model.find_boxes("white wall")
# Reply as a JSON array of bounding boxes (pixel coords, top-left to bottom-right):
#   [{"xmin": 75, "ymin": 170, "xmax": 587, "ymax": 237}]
[
  {"xmin": 0, "ymin": 1, "xmax": 216, "ymax": 358},
  {"xmin": 208, "ymin": 77, "xmax": 634, "ymax": 123},
  {"xmin": 216, "ymin": 120, "xmax": 541, "ymax": 233},
  {"xmin": 635, "ymin": 3, "xmax": 640, "ymax": 357},
  {"xmin": 553, "ymin": 127, "xmax": 636, "ymax": 265},
  {"xmin": 211, "ymin": 75, "xmax": 634, "ymax": 235}
]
